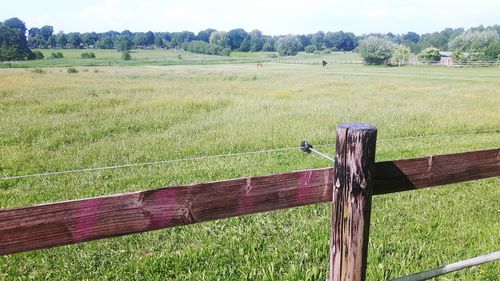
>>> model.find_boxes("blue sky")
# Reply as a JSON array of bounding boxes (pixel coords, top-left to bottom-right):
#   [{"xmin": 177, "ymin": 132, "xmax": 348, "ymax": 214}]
[{"xmin": 1, "ymin": 0, "xmax": 499, "ymax": 35}]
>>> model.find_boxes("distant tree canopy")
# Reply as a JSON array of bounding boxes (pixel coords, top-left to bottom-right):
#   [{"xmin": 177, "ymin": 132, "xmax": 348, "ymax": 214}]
[
  {"xmin": 0, "ymin": 17, "xmax": 33, "ymax": 61},
  {"xmin": 196, "ymin": 28, "xmax": 216, "ymax": 43},
  {"xmin": 2, "ymin": 16, "xmax": 500, "ymax": 61},
  {"xmin": 392, "ymin": 45, "xmax": 411, "ymax": 65},
  {"xmin": 418, "ymin": 46, "xmax": 441, "ymax": 62},
  {"xmin": 449, "ymin": 30, "xmax": 499, "ymax": 53},
  {"xmin": 81, "ymin": 32, "xmax": 98, "ymax": 46},
  {"xmin": 209, "ymin": 31, "xmax": 230, "ymax": 49},
  {"xmin": 133, "ymin": 32, "xmax": 148, "ymax": 47},
  {"xmin": 66, "ymin": 32, "xmax": 81, "ymax": 48},
  {"xmin": 228, "ymin": 28, "xmax": 247, "ymax": 50},
  {"xmin": 304, "ymin": 45, "xmax": 317, "ymax": 53},
  {"xmin": 170, "ymin": 31, "xmax": 196, "ymax": 48},
  {"xmin": 483, "ymin": 41, "xmax": 500, "ymax": 61},
  {"xmin": 324, "ymin": 31, "xmax": 356, "ymax": 51},
  {"xmin": 114, "ymin": 35, "xmax": 133, "ymax": 51},
  {"xmin": 4, "ymin": 17, "xmax": 27, "ymax": 36},
  {"xmin": 403, "ymin": 31, "xmax": 420, "ymax": 43},
  {"xmin": 183, "ymin": 40, "xmax": 231, "ymax": 56},
  {"xmin": 447, "ymin": 29, "xmax": 500, "ymax": 62},
  {"xmin": 275, "ymin": 35, "xmax": 301, "ymax": 56},
  {"xmin": 357, "ymin": 36, "xmax": 395, "ymax": 64}
]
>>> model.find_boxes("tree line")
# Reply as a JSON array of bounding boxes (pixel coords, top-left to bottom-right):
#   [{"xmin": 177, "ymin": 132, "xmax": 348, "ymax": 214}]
[
  {"xmin": 357, "ymin": 26, "xmax": 500, "ymax": 65},
  {"xmin": 1, "ymin": 16, "xmax": 499, "ymax": 63}
]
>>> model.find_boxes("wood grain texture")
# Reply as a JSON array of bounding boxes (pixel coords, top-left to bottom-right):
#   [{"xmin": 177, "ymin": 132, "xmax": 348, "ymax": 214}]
[
  {"xmin": 0, "ymin": 148, "xmax": 498, "ymax": 256},
  {"xmin": 373, "ymin": 148, "xmax": 500, "ymax": 195},
  {"xmin": 330, "ymin": 123, "xmax": 377, "ymax": 281},
  {"xmin": 0, "ymin": 168, "xmax": 333, "ymax": 255}
]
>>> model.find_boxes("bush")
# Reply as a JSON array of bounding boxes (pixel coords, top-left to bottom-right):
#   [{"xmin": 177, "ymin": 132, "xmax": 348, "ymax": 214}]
[
  {"xmin": 50, "ymin": 52, "xmax": 64, "ymax": 59},
  {"xmin": 208, "ymin": 44, "xmax": 223, "ymax": 55},
  {"xmin": 67, "ymin": 67, "xmax": 78, "ymax": 73},
  {"xmin": 184, "ymin": 40, "xmax": 210, "ymax": 54},
  {"xmin": 32, "ymin": 51, "xmax": 44, "ymax": 60},
  {"xmin": 122, "ymin": 51, "xmax": 131, "ymax": 61},
  {"xmin": 453, "ymin": 51, "xmax": 481, "ymax": 63},
  {"xmin": 392, "ymin": 45, "xmax": 411, "ymax": 66},
  {"xmin": 483, "ymin": 42, "xmax": 500, "ymax": 61},
  {"xmin": 357, "ymin": 36, "xmax": 395, "ymax": 65},
  {"xmin": 418, "ymin": 46, "xmax": 440, "ymax": 62},
  {"xmin": 183, "ymin": 40, "xmax": 231, "ymax": 56},
  {"xmin": 304, "ymin": 45, "xmax": 317, "ymax": 53},
  {"xmin": 322, "ymin": 48, "xmax": 331, "ymax": 54},
  {"xmin": 81, "ymin": 52, "xmax": 96, "ymax": 59},
  {"xmin": 220, "ymin": 48, "xmax": 231, "ymax": 56}
]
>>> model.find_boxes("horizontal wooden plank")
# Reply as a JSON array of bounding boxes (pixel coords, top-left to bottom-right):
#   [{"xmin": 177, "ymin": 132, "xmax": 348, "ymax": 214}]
[
  {"xmin": 0, "ymin": 168, "xmax": 334, "ymax": 255},
  {"xmin": 373, "ymin": 148, "xmax": 499, "ymax": 195},
  {"xmin": 0, "ymin": 148, "xmax": 498, "ymax": 255}
]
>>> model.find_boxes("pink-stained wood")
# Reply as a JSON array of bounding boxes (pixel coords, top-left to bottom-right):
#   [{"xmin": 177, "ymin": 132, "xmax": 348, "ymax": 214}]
[
  {"xmin": 0, "ymin": 168, "xmax": 333, "ymax": 255},
  {"xmin": 0, "ymin": 148, "xmax": 498, "ymax": 256}
]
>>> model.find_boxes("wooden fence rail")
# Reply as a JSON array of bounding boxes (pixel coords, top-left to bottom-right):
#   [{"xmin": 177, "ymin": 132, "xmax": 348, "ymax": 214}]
[{"xmin": 1, "ymin": 147, "xmax": 498, "ymax": 256}]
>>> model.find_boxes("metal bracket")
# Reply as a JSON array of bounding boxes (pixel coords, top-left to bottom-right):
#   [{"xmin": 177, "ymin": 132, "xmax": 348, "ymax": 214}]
[{"xmin": 300, "ymin": 140, "xmax": 335, "ymax": 163}]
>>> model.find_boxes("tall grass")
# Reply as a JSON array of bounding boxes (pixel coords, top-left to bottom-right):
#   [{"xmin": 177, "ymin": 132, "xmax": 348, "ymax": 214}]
[{"xmin": 0, "ymin": 63, "xmax": 499, "ymax": 280}]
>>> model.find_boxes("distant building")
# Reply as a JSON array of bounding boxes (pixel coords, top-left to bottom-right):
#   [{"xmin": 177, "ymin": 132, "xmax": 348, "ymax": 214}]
[{"xmin": 440, "ymin": 51, "xmax": 453, "ymax": 65}]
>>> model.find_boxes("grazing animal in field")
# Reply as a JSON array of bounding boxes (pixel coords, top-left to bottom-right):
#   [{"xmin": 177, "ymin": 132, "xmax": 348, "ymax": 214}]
[
  {"xmin": 256, "ymin": 62, "xmax": 263, "ymax": 68},
  {"xmin": 322, "ymin": 60, "xmax": 328, "ymax": 67}
]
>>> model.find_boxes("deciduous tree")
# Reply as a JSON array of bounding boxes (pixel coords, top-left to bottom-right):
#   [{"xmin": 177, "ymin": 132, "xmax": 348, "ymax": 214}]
[
  {"xmin": 209, "ymin": 31, "xmax": 230, "ymax": 49},
  {"xmin": 357, "ymin": 36, "xmax": 395, "ymax": 64},
  {"xmin": 392, "ymin": 45, "xmax": 411, "ymax": 66},
  {"xmin": 227, "ymin": 28, "xmax": 247, "ymax": 50},
  {"xmin": 418, "ymin": 46, "xmax": 440, "ymax": 62},
  {"xmin": 275, "ymin": 35, "xmax": 300, "ymax": 56},
  {"xmin": 0, "ymin": 18, "xmax": 33, "ymax": 61}
]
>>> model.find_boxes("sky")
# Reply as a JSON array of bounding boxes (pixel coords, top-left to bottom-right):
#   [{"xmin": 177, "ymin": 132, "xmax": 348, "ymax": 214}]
[{"xmin": 1, "ymin": 0, "xmax": 499, "ymax": 35}]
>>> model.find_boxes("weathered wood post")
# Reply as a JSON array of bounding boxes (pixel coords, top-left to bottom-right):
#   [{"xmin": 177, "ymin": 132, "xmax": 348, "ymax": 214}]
[{"xmin": 330, "ymin": 123, "xmax": 377, "ymax": 281}]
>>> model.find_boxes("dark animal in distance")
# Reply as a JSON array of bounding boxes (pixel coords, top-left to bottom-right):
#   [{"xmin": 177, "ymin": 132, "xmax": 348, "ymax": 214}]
[{"xmin": 322, "ymin": 60, "xmax": 328, "ymax": 67}]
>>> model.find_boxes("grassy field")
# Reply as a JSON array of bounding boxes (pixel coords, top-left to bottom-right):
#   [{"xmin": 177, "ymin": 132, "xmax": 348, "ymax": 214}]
[
  {"xmin": 0, "ymin": 49, "xmax": 361, "ymax": 68},
  {"xmin": 0, "ymin": 55, "xmax": 499, "ymax": 280}
]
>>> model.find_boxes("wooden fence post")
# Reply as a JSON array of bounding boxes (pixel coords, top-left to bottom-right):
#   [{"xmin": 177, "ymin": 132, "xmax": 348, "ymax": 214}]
[{"xmin": 330, "ymin": 123, "xmax": 377, "ymax": 281}]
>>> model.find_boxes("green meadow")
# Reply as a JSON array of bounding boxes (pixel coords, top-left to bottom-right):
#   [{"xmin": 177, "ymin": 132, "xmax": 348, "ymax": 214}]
[
  {"xmin": 0, "ymin": 50, "xmax": 499, "ymax": 280},
  {"xmin": 0, "ymin": 49, "xmax": 361, "ymax": 68}
]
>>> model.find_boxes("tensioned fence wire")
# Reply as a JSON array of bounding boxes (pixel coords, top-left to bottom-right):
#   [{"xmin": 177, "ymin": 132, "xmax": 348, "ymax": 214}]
[
  {"xmin": 388, "ymin": 250, "xmax": 500, "ymax": 281},
  {"xmin": 0, "ymin": 147, "xmax": 302, "ymax": 181},
  {"xmin": 1, "ymin": 128, "xmax": 499, "ymax": 181}
]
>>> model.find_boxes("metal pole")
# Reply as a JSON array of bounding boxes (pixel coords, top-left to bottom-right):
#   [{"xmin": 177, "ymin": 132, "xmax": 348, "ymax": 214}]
[{"xmin": 389, "ymin": 251, "xmax": 500, "ymax": 281}]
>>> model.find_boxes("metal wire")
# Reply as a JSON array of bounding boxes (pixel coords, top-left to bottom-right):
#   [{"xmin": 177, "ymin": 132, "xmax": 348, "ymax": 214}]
[
  {"xmin": 388, "ymin": 251, "xmax": 500, "ymax": 281},
  {"xmin": 0, "ymin": 147, "xmax": 301, "ymax": 181},
  {"xmin": 379, "ymin": 128, "xmax": 500, "ymax": 142},
  {"xmin": 1, "ymin": 128, "xmax": 498, "ymax": 181},
  {"xmin": 314, "ymin": 128, "xmax": 500, "ymax": 147}
]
